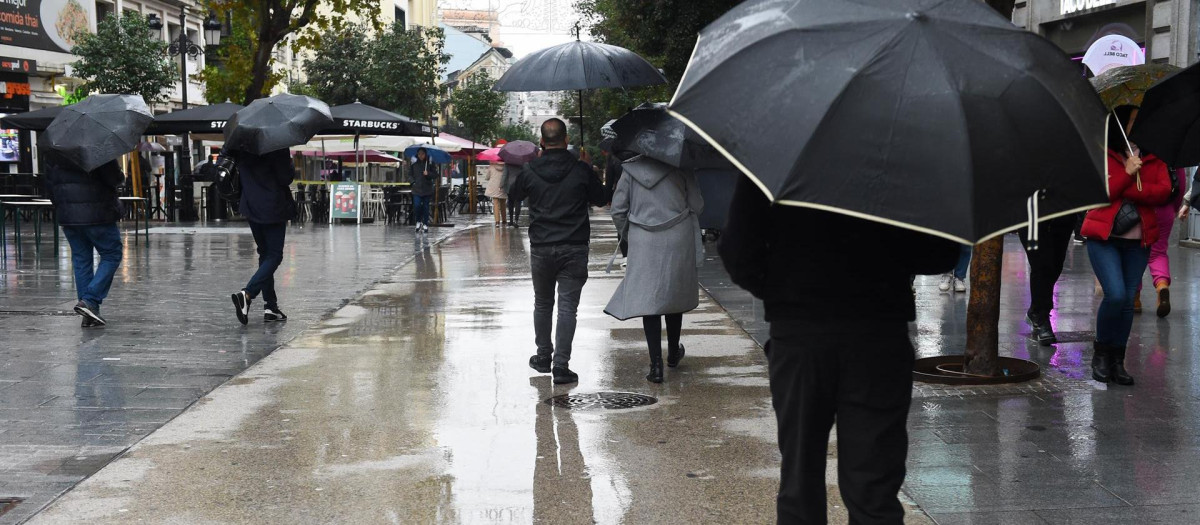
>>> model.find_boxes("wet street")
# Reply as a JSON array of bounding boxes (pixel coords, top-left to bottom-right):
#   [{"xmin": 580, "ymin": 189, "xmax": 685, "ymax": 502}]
[{"xmin": 4, "ymin": 212, "xmax": 1200, "ymax": 524}]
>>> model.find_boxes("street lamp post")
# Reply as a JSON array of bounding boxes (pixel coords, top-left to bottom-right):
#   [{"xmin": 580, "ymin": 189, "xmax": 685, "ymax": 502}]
[{"xmin": 147, "ymin": 9, "xmax": 222, "ymax": 222}]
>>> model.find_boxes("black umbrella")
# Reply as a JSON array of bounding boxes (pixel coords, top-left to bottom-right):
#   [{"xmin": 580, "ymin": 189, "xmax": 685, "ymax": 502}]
[
  {"xmin": 145, "ymin": 101, "xmax": 245, "ymax": 135},
  {"xmin": 494, "ymin": 35, "xmax": 667, "ymax": 148},
  {"xmin": 1131, "ymin": 62, "xmax": 1200, "ymax": 167},
  {"xmin": 610, "ymin": 102, "xmax": 729, "ymax": 169},
  {"xmin": 668, "ymin": 0, "xmax": 1109, "ymax": 245},
  {"xmin": 41, "ymin": 94, "xmax": 153, "ymax": 171},
  {"xmin": 323, "ymin": 101, "xmax": 431, "ymax": 136},
  {"xmin": 224, "ymin": 94, "xmax": 333, "ymax": 155},
  {"xmin": 1, "ymin": 106, "xmax": 65, "ymax": 131}
]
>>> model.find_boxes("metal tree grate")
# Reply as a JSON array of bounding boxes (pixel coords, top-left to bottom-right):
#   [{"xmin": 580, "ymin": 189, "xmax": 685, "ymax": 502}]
[
  {"xmin": 0, "ymin": 498, "xmax": 22, "ymax": 517},
  {"xmin": 545, "ymin": 392, "xmax": 658, "ymax": 410}
]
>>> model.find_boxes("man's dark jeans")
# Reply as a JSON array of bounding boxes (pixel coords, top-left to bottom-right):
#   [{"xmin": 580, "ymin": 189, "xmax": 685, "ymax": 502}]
[
  {"xmin": 530, "ymin": 244, "xmax": 589, "ymax": 367},
  {"xmin": 766, "ymin": 320, "xmax": 913, "ymax": 524},
  {"xmin": 62, "ymin": 223, "xmax": 123, "ymax": 307},
  {"xmin": 245, "ymin": 221, "xmax": 287, "ymax": 310}
]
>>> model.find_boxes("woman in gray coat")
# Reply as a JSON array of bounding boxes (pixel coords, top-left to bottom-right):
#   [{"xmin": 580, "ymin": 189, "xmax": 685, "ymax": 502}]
[{"xmin": 605, "ymin": 156, "xmax": 705, "ymax": 383}]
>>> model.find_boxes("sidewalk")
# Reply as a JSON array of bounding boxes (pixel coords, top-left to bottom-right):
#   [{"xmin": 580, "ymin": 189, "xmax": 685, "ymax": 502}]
[{"xmin": 23, "ymin": 219, "xmax": 805, "ymax": 524}]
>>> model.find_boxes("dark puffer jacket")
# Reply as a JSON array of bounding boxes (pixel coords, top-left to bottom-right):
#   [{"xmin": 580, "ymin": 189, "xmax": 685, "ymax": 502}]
[
  {"xmin": 44, "ymin": 159, "xmax": 125, "ymax": 226},
  {"xmin": 234, "ymin": 149, "xmax": 297, "ymax": 224}
]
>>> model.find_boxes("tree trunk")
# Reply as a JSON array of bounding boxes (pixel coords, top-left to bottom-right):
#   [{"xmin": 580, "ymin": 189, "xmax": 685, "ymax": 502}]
[
  {"xmin": 243, "ymin": 35, "xmax": 278, "ymax": 104},
  {"xmin": 964, "ymin": 237, "xmax": 1003, "ymax": 375}
]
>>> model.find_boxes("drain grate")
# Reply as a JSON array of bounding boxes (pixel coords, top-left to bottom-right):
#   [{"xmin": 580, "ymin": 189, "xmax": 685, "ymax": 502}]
[
  {"xmin": 545, "ymin": 392, "xmax": 658, "ymax": 410},
  {"xmin": 0, "ymin": 498, "xmax": 22, "ymax": 517}
]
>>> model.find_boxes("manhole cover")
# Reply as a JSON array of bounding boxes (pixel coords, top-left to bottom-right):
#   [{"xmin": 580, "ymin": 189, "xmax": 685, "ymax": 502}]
[
  {"xmin": 545, "ymin": 392, "xmax": 657, "ymax": 410},
  {"xmin": 0, "ymin": 498, "xmax": 22, "ymax": 517}
]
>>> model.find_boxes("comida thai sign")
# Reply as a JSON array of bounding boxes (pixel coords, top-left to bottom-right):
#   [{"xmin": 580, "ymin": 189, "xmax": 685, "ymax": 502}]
[
  {"xmin": 0, "ymin": 0, "xmax": 94, "ymax": 53},
  {"xmin": 1061, "ymin": 0, "xmax": 1118, "ymax": 16}
]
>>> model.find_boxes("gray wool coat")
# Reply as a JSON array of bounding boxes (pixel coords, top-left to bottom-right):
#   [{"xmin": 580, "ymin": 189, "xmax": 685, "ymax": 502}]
[{"xmin": 604, "ymin": 156, "xmax": 705, "ymax": 321}]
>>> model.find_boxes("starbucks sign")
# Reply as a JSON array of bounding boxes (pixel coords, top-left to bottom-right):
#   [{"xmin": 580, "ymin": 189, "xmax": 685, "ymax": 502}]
[{"xmin": 1061, "ymin": 0, "xmax": 1117, "ymax": 16}]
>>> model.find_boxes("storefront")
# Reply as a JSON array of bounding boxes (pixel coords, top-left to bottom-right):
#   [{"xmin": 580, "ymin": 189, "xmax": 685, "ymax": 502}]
[
  {"xmin": 0, "ymin": 58, "xmax": 34, "ymax": 173},
  {"xmin": 1012, "ymin": 0, "xmax": 1198, "ymax": 68}
]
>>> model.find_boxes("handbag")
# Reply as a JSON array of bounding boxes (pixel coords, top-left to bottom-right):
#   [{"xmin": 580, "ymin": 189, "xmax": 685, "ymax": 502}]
[{"xmin": 1111, "ymin": 200, "xmax": 1140, "ymax": 235}]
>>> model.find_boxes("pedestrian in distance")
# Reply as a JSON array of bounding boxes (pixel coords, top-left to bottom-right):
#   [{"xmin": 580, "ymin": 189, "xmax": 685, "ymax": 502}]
[
  {"xmin": 410, "ymin": 148, "xmax": 435, "ymax": 232},
  {"xmin": 1080, "ymin": 106, "xmax": 1173, "ymax": 386},
  {"xmin": 938, "ymin": 246, "xmax": 971, "ymax": 293},
  {"xmin": 1019, "ymin": 214, "xmax": 1076, "ymax": 345},
  {"xmin": 43, "ymin": 153, "xmax": 126, "ymax": 328},
  {"xmin": 505, "ymin": 163, "xmax": 524, "ymax": 228},
  {"xmin": 509, "ymin": 118, "xmax": 607, "ymax": 385},
  {"xmin": 485, "ymin": 161, "xmax": 507, "ymax": 226},
  {"xmin": 720, "ymin": 176, "xmax": 959, "ymax": 524},
  {"xmin": 604, "ymin": 156, "xmax": 705, "ymax": 383},
  {"xmin": 228, "ymin": 148, "xmax": 297, "ymax": 326}
]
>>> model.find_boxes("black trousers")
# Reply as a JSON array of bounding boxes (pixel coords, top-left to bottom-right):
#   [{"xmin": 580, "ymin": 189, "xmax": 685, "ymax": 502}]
[
  {"xmin": 766, "ymin": 321, "xmax": 913, "ymax": 525},
  {"xmin": 642, "ymin": 313, "xmax": 683, "ymax": 359},
  {"xmin": 1018, "ymin": 216, "xmax": 1074, "ymax": 321}
]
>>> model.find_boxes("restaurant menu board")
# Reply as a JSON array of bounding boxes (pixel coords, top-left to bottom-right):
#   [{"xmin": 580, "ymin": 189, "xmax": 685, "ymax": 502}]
[
  {"xmin": 330, "ymin": 182, "xmax": 360, "ymax": 222},
  {"xmin": 0, "ymin": 0, "xmax": 94, "ymax": 53}
]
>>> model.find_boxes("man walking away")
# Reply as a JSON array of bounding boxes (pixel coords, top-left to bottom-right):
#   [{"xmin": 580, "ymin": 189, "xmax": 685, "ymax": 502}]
[
  {"xmin": 1019, "ymin": 215, "xmax": 1075, "ymax": 344},
  {"xmin": 509, "ymin": 118, "xmax": 607, "ymax": 384},
  {"xmin": 44, "ymin": 154, "xmax": 125, "ymax": 328},
  {"xmin": 721, "ymin": 176, "xmax": 958, "ymax": 524},
  {"xmin": 229, "ymin": 148, "xmax": 297, "ymax": 325},
  {"xmin": 410, "ymin": 148, "xmax": 435, "ymax": 232}
]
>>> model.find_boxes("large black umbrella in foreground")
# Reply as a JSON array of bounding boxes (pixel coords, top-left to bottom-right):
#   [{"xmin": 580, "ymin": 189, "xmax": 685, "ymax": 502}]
[
  {"xmin": 145, "ymin": 101, "xmax": 245, "ymax": 135},
  {"xmin": 323, "ymin": 101, "xmax": 430, "ymax": 136},
  {"xmin": 610, "ymin": 102, "xmax": 729, "ymax": 169},
  {"xmin": 494, "ymin": 37, "xmax": 667, "ymax": 148},
  {"xmin": 1131, "ymin": 62, "xmax": 1200, "ymax": 167},
  {"xmin": 668, "ymin": 0, "xmax": 1109, "ymax": 245},
  {"xmin": 41, "ymin": 94, "xmax": 153, "ymax": 171},
  {"xmin": 224, "ymin": 94, "xmax": 333, "ymax": 155},
  {"xmin": 1, "ymin": 106, "xmax": 65, "ymax": 131}
]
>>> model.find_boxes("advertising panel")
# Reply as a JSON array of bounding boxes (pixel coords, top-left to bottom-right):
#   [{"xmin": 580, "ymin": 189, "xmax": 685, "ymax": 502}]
[
  {"xmin": 0, "ymin": 0, "xmax": 94, "ymax": 53},
  {"xmin": 330, "ymin": 182, "xmax": 361, "ymax": 222}
]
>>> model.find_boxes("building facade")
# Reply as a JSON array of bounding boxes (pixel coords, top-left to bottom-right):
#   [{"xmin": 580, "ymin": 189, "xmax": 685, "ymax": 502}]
[{"xmin": 1012, "ymin": 0, "xmax": 1199, "ymax": 67}]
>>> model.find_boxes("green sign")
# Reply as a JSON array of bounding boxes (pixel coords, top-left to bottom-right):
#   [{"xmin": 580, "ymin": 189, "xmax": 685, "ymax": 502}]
[{"xmin": 330, "ymin": 182, "xmax": 360, "ymax": 222}]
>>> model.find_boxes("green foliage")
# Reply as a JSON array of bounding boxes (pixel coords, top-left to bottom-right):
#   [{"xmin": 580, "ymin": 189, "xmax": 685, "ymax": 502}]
[
  {"xmin": 197, "ymin": 15, "xmax": 282, "ymax": 104},
  {"xmin": 497, "ymin": 122, "xmax": 537, "ymax": 143},
  {"xmin": 448, "ymin": 71, "xmax": 506, "ymax": 144},
  {"xmin": 69, "ymin": 12, "xmax": 175, "ymax": 105},
  {"xmin": 285, "ymin": 79, "xmax": 319, "ymax": 98},
  {"xmin": 302, "ymin": 25, "xmax": 370, "ymax": 106},
  {"xmin": 364, "ymin": 24, "xmax": 450, "ymax": 119}
]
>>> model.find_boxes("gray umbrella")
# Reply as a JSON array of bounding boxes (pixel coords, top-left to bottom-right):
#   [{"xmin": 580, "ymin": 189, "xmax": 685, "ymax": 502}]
[
  {"xmin": 41, "ymin": 94, "xmax": 153, "ymax": 171},
  {"xmin": 610, "ymin": 102, "xmax": 729, "ymax": 169},
  {"xmin": 494, "ymin": 37, "xmax": 667, "ymax": 148},
  {"xmin": 224, "ymin": 94, "xmax": 334, "ymax": 155}
]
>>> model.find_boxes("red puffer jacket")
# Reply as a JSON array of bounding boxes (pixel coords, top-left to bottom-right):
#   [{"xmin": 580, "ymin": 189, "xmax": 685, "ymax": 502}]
[{"xmin": 1080, "ymin": 150, "xmax": 1173, "ymax": 247}]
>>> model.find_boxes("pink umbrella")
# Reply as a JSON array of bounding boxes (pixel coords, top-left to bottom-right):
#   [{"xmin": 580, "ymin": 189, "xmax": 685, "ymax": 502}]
[{"xmin": 477, "ymin": 147, "xmax": 502, "ymax": 161}]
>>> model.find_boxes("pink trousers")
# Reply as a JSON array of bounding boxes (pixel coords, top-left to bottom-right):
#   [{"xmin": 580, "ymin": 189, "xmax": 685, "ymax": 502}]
[{"xmin": 1147, "ymin": 185, "xmax": 1184, "ymax": 287}]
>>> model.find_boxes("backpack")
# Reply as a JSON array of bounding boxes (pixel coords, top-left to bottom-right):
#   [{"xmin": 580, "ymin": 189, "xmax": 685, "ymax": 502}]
[{"xmin": 213, "ymin": 151, "xmax": 241, "ymax": 202}]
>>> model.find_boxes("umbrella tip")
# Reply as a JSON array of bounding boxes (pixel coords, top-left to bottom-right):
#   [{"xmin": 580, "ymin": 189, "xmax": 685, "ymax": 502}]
[{"xmin": 906, "ymin": 11, "xmax": 925, "ymax": 21}]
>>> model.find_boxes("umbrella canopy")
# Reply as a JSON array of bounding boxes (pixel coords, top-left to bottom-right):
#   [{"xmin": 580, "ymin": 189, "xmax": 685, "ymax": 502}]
[
  {"xmin": 323, "ymin": 101, "xmax": 431, "ymax": 136},
  {"xmin": 1, "ymin": 106, "xmax": 65, "ymax": 131},
  {"xmin": 477, "ymin": 147, "xmax": 502, "ymax": 162},
  {"xmin": 1129, "ymin": 62, "xmax": 1200, "ymax": 167},
  {"xmin": 225, "ymin": 94, "xmax": 334, "ymax": 155},
  {"xmin": 41, "ymin": 94, "xmax": 153, "ymax": 171},
  {"xmin": 146, "ymin": 102, "xmax": 245, "ymax": 135},
  {"xmin": 1091, "ymin": 63, "xmax": 1180, "ymax": 110},
  {"xmin": 499, "ymin": 140, "xmax": 538, "ymax": 165},
  {"xmin": 1082, "ymin": 35, "xmax": 1144, "ymax": 77},
  {"xmin": 668, "ymin": 0, "xmax": 1110, "ymax": 245},
  {"xmin": 404, "ymin": 144, "xmax": 452, "ymax": 164},
  {"xmin": 493, "ymin": 40, "xmax": 667, "ymax": 92},
  {"xmin": 610, "ymin": 102, "xmax": 729, "ymax": 169},
  {"xmin": 301, "ymin": 149, "xmax": 401, "ymax": 163}
]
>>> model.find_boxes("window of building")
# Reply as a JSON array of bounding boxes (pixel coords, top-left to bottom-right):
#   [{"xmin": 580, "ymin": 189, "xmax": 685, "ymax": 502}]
[
  {"xmin": 395, "ymin": 6, "xmax": 406, "ymax": 28},
  {"xmin": 96, "ymin": 2, "xmax": 114, "ymax": 21}
]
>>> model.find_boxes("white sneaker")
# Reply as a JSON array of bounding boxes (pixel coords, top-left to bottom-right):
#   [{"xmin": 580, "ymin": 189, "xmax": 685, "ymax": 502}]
[
  {"xmin": 954, "ymin": 278, "xmax": 967, "ymax": 293},
  {"xmin": 938, "ymin": 274, "xmax": 953, "ymax": 292}
]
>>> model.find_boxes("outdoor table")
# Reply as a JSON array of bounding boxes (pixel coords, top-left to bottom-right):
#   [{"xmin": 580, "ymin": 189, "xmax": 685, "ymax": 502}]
[
  {"xmin": 119, "ymin": 197, "xmax": 151, "ymax": 246},
  {"xmin": 1, "ymin": 200, "xmax": 57, "ymax": 259}
]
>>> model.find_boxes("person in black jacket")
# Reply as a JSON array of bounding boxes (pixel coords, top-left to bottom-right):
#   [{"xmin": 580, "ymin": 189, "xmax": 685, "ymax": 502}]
[
  {"xmin": 409, "ymin": 148, "xmax": 436, "ymax": 232},
  {"xmin": 229, "ymin": 148, "xmax": 296, "ymax": 325},
  {"xmin": 719, "ymin": 176, "xmax": 959, "ymax": 524},
  {"xmin": 508, "ymin": 118, "xmax": 607, "ymax": 384},
  {"xmin": 44, "ymin": 154, "xmax": 125, "ymax": 327}
]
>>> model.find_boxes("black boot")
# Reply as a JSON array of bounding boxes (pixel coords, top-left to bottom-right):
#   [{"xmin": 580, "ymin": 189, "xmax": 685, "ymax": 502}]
[
  {"xmin": 1110, "ymin": 345, "xmax": 1135, "ymax": 386},
  {"xmin": 667, "ymin": 344, "xmax": 685, "ymax": 368},
  {"xmin": 647, "ymin": 348, "xmax": 664, "ymax": 383},
  {"xmin": 1027, "ymin": 313, "xmax": 1057, "ymax": 346},
  {"xmin": 1091, "ymin": 342, "xmax": 1112, "ymax": 383}
]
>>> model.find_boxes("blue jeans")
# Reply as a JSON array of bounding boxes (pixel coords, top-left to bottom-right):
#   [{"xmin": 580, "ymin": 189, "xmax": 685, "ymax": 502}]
[
  {"xmin": 413, "ymin": 194, "xmax": 431, "ymax": 225},
  {"xmin": 952, "ymin": 245, "xmax": 972, "ymax": 280},
  {"xmin": 530, "ymin": 244, "xmax": 589, "ymax": 367},
  {"xmin": 1087, "ymin": 238, "xmax": 1149, "ymax": 347},
  {"xmin": 245, "ymin": 221, "xmax": 286, "ymax": 310},
  {"xmin": 62, "ymin": 224, "xmax": 123, "ymax": 307}
]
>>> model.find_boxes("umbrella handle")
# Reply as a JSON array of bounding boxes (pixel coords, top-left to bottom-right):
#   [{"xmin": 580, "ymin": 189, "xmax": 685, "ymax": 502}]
[{"xmin": 1112, "ymin": 110, "xmax": 1135, "ymax": 158}]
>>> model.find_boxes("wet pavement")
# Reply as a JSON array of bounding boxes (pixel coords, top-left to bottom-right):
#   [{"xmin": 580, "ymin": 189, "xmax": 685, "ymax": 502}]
[
  {"xmin": 0, "ymin": 219, "xmax": 468, "ymax": 524},
  {"xmin": 8, "ymin": 212, "xmax": 1200, "ymax": 524}
]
